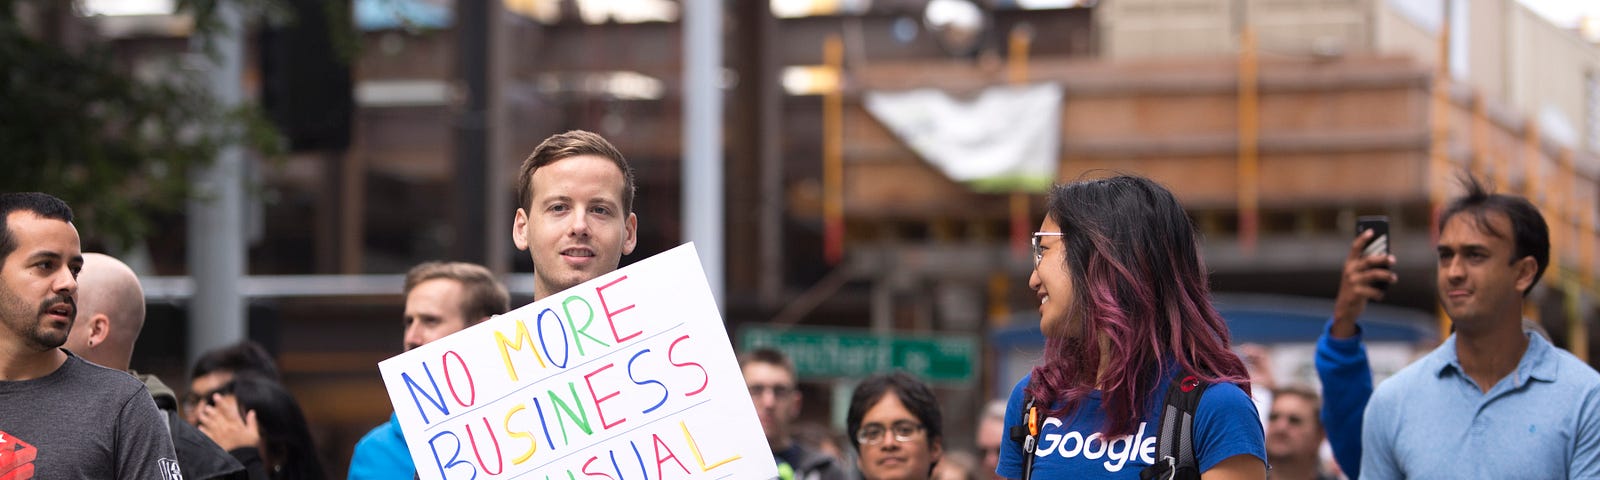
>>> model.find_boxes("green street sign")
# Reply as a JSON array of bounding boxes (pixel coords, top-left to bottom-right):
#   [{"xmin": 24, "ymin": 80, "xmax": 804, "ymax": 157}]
[{"xmin": 739, "ymin": 324, "xmax": 978, "ymax": 384}]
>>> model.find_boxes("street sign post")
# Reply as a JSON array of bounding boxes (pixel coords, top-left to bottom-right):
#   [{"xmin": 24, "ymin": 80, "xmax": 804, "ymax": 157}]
[{"xmin": 740, "ymin": 324, "xmax": 978, "ymax": 384}]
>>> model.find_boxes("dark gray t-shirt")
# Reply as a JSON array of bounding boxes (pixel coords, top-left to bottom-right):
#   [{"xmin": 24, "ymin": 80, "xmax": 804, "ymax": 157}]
[{"xmin": 0, "ymin": 353, "xmax": 182, "ymax": 479}]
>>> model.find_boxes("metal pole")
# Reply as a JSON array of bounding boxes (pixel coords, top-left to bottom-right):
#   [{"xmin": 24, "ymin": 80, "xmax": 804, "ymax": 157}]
[
  {"xmin": 757, "ymin": 0, "xmax": 784, "ymax": 307},
  {"xmin": 188, "ymin": 0, "xmax": 247, "ymax": 365},
  {"xmin": 683, "ymin": 0, "xmax": 724, "ymax": 309},
  {"xmin": 454, "ymin": 0, "xmax": 490, "ymax": 265},
  {"xmin": 486, "ymin": 0, "xmax": 511, "ymax": 276}
]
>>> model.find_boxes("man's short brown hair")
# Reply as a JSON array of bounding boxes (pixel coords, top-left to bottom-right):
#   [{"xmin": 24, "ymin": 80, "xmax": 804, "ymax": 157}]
[
  {"xmin": 738, "ymin": 348, "xmax": 798, "ymax": 384},
  {"xmin": 515, "ymin": 130, "xmax": 636, "ymax": 215},
  {"xmin": 404, "ymin": 262, "xmax": 511, "ymax": 325}
]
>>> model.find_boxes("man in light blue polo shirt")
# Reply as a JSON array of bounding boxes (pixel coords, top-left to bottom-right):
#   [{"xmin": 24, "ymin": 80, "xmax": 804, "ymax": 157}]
[{"xmin": 1361, "ymin": 175, "xmax": 1600, "ymax": 479}]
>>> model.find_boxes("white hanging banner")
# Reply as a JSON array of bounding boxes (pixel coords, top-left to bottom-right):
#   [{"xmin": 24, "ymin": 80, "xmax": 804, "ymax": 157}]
[{"xmin": 864, "ymin": 83, "xmax": 1062, "ymax": 193}]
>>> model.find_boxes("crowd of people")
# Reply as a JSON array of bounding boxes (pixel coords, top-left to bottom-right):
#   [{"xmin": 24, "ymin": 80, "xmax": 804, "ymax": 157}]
[{"xmin": 3, "ymin": 128, "xmax": 1599, "ymax": 479}]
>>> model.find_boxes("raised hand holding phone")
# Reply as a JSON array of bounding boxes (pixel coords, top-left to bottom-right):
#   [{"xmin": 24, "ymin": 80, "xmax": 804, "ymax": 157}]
[
  {"xmin": 1333, "ymin": 216, "xmax": 1397, "ymax": 338},
  {"xmin": 1357, "ymin": 216, "xmax": 1390, "ymax": 291}
]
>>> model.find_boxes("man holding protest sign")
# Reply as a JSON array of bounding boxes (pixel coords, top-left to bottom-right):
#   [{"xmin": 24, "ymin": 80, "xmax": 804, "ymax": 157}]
[
  {"xmin": 378, "ymin": 244, "xmax": 780, "ymax": 480},
  {"xmin": 372, "ymin": 130, "xmax": 780, "ymax": 480},
  {"xmin": 512, "ymin": 130, "xmax": 639, "ymax": 301},
  {"xmin": 348, "ymin": 262, "xmax": 510, "ymax": 479},
  {"xmin": 354, "ymin": 129, "xmax": 635, "ymax": 479}
]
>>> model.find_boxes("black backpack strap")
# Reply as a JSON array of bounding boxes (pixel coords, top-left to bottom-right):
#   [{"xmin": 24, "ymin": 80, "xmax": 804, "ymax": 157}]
[
  {"xmin": 1140, "ymin": 374, "xmax": 1210, "ymax": 480},
  {"xmin": 1007, "ymin": 396, "xmax": 1040, "ymax": 480}
]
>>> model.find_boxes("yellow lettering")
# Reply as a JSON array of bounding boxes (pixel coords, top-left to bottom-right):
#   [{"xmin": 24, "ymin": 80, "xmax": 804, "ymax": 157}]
[
  {"xmin": 505, "ymin": 404, "xmax": 538, "ymax": 465},
  {"xmin": 681, "ymin": 420, "xmax": 741, "ymax": 472},
  {"xmin": 495, "ymin": 319, "xmax": 547, "ymax": 381}
]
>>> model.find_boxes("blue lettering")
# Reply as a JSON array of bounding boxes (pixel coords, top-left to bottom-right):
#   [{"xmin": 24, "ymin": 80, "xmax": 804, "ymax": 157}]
[
  {"xmin": 537, "ymin": 308, "xmax": 571, "ymax": 368},
  {"xmin": 631, "ymin": 440, "xmax": 648, "ymax": 479},
  {"xmin": 532, "ymin": 396, "xmax": 556, "ymax": 451},
  {"xmin": 429, "ymin": 430, "xmax": 477, "ymax": 480},
  {"xmin": 627, "ymin": 349, "xmax": 669, "ymax": 414},
  {"xmin": 404, "ymin": 364, "xmax": 449, "ymax": 424}
]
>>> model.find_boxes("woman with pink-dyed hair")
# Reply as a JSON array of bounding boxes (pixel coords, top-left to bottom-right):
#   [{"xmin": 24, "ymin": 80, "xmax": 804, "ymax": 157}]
[{"xmin": 996, "ymin": 175, "xmax": 1266, "ymax": 480}]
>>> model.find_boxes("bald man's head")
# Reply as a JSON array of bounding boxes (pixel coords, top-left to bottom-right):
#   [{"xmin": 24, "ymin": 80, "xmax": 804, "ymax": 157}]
[{"xmin": 63, "ymin": 253, "xmax": 145, "ymax": 370}]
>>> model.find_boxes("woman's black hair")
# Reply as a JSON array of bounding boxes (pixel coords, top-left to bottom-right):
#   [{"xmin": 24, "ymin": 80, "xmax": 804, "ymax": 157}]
[{"xmin": 226, "ymin": 372, "xmax": 325, "ymax": 480}]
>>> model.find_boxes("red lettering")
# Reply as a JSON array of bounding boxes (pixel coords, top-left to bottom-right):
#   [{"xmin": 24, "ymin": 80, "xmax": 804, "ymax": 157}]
[
  {"xmin": 442, "ymin": 351, "xmax": 476, "ymax": 407},
  {"xmin": 652, "ymin": 433, "xmax": 691, "ymax": 479},
  {"xmin": 465, "ymin": 417, "xmax": 504, "ymax": 475},
  {"xmin": 597, "ymin": 276, "xmax": 641, "ymax": 343},
  {"xmin": 581, "ymin": 456, "xmax": 613, "ymax": 479},
  {"xmin": 667, "ymin": 335, "xmax": 708, "ymax": 397},
  {"xmin": 584, "ymin": 363, "xmax": 626, "ymax": 430}
]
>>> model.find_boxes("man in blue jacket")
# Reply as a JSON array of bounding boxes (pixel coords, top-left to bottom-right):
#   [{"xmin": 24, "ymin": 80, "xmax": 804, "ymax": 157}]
[
  {"xmin": 1316, "ymin": 225, "xmax": 1390, "ymax": 479},
  {"xmin": 347, "ymin": 262, "xmax": 509, "ymax": 479}
]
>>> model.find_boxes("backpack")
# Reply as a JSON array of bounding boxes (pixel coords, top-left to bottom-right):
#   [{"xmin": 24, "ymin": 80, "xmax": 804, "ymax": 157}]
[{"xmin": 1009, "ymin": 374, "xmax": 1212, "ymax": 480}]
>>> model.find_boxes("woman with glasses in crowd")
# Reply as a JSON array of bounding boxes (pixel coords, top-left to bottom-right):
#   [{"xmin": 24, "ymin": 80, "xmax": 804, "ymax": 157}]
[
  {"xmin": 847, "ymin": 372, "xmax": 944, "ymax": 480},
  {"xmin": 998, "ymin": 175, "xmax": 1266, "ymax": 479}
]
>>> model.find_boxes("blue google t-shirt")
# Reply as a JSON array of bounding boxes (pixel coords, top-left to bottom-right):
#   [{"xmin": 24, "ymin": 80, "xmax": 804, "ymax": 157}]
[{"xmin": 996, "ymin": 372, "xmax": 1265, "ymax": 479}]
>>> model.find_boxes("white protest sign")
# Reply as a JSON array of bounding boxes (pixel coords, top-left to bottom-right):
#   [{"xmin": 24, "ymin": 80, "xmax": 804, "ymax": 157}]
[{"xmin": 380, "ymin": 244, "xmax": 779, "ymax": 480}]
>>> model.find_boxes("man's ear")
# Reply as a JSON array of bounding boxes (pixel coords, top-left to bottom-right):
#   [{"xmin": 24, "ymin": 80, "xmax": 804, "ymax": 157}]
[
  {"xmin": 1514, "ymin": 256, "xmax": 1538, "ymax": 294},
  {"xmin": 88, "ymin": 314, "xmax": 111, "ymax": 347},
  {"xmin": 622, "ymin": 212, "xmax": 638, "ymax": 256},
  {"xmin": 785, "ymin": 389, "xmax": 804, "ymax": 421},
  {"xmin": 513, "ymin": 208, "xmax": 530, "ymax": 251}
]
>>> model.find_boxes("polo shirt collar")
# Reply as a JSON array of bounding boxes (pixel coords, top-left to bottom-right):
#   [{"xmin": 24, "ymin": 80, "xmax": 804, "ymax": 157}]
[{"xmin": 1432, "ymin": 330, "xmax": 1558, "ymax": 385}]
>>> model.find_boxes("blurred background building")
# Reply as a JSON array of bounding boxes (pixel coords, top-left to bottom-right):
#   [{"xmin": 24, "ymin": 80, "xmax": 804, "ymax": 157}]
[{"xmin": 13, "ymin": 0, "xmax": 1600, "ymax": 476}]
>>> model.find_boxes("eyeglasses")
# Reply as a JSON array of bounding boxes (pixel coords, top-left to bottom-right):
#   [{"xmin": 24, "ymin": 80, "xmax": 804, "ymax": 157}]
[
  {"xmin": 748, "ymin": 384, "xmax": 797, "ymax": 399},
  {"xmin": 856, "ymin": 421, "xmax": 926, "ymax": 445},
  {"xmin": 180, "ymin": 383, "xmax": 234, "ymax": 415},
  {"xmin": 1031, "ymin": 232, "xmax": 1064, "ymax": 267}
]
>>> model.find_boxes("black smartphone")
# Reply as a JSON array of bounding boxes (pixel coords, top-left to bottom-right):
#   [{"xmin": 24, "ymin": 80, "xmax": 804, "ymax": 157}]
[{"xmin": 1357, "ymin": 215, "xmax": 1390, "ymax": 292}]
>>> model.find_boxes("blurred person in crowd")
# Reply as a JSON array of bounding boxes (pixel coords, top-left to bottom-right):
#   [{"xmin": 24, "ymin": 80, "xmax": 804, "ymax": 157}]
[
  {"xmin": 793, "ymin": 421, "xmax": 855, "ymax": 474},
  {"xmin": 64, "ymin": 252, "xmax": 247, "ymax": 479},
  {"xmin": 184, "ymin": 340, "xmax": 281, "ymax": 426},
  {"xmin": 975, "ymin": 400, "xmax": 1005, "ymax": 480},
  {"xmin": 1237, "ymin": 343, "xmax": 1275, "ymax": 431},
  {"xmin": 741, "ymin": 348, "xmax": 850, "ymax": 480},
  {"xmin": 0, "ymin": 192, "xmax": 180, "ymax": 478},
  {"xmin": 847, "ymin": 372, "xmax": 944, "ymax": 480},
  {"xmin": 1265, "ymin": 387, "xmax": 1333, "ymax": 480},
  {"xmin": 1355, "ymin": 176, "xmax": 1600, "ymax": 477},
  {"xmin": 195, "ymin": 372, "xmax": 325, "ymax": 480},
  {"xmin": 347, "ymin": 261, "xmax": 509, "ymax": 480},
  {"xmin": 998, "ymin": 176, "xmax": 1265, "ymax": 479},
  {"xmin": 512, "ymin": 130, "xmax": 638, "ymax": 301},
  {"xmin": 933, "ymin": 450, "xmax": 975, "ymax": 480}
]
